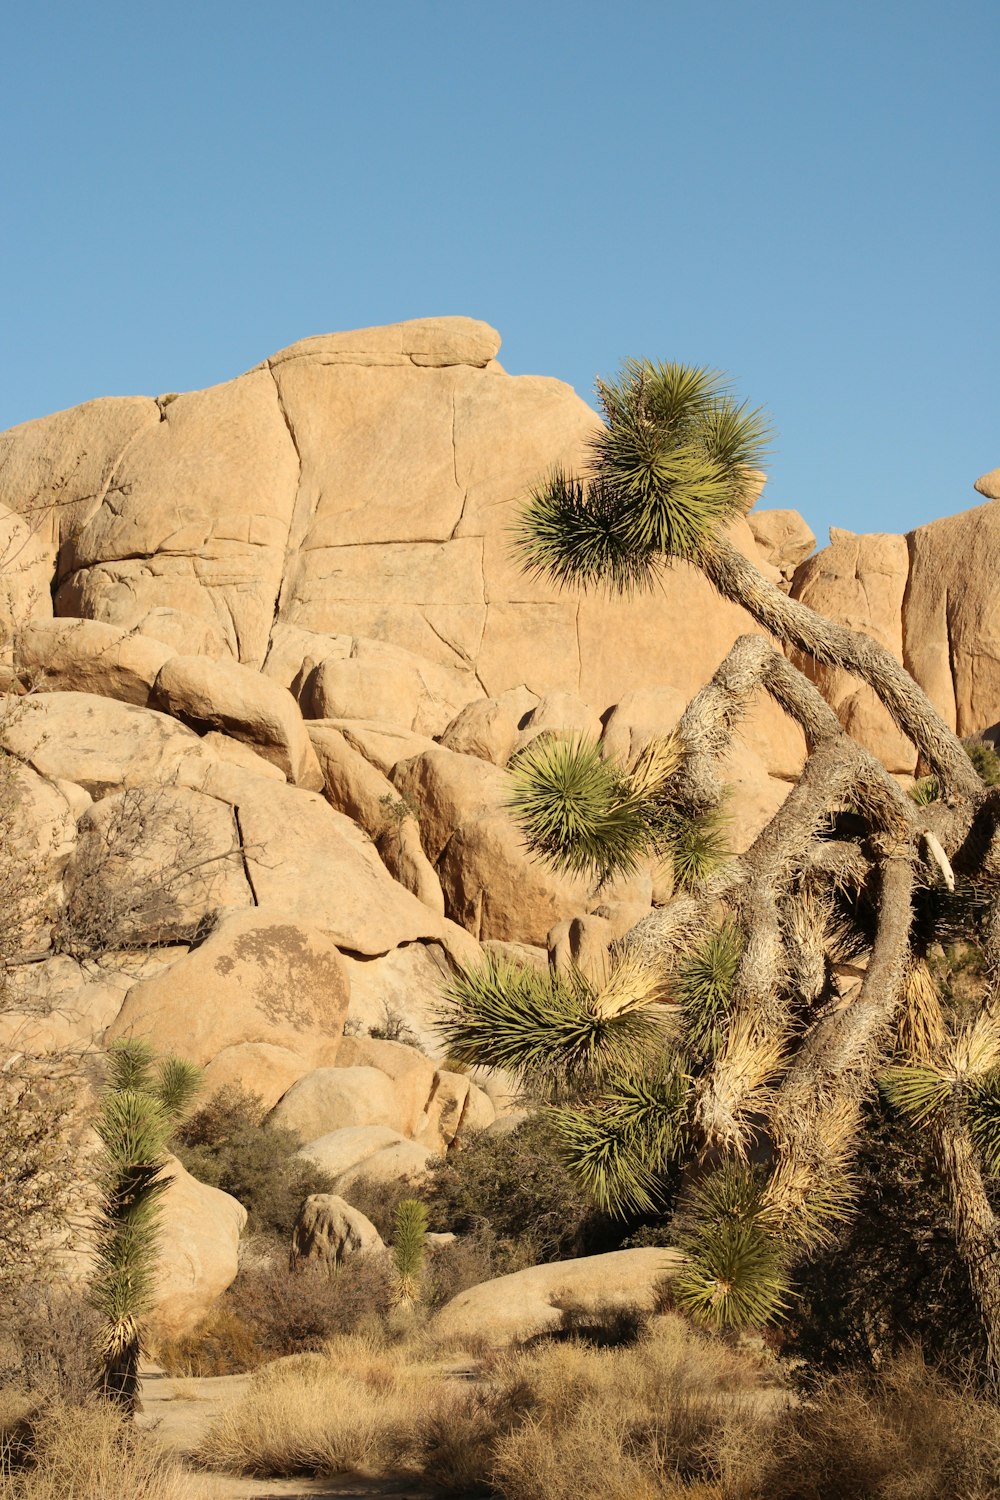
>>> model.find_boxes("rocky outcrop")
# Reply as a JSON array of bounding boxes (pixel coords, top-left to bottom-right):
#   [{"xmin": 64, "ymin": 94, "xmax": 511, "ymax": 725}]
[{"xmin": 149, "ymin": 1156, "xmax": 246, "ymax": 1339}]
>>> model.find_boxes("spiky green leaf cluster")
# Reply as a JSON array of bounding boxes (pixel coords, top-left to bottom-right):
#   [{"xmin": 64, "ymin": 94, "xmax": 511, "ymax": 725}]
[
  {"xmin": 548, "ymin": 1059, "xmax": 691, "ymax": 1215},
  {"xmin": 392, "ymin": 1198, "xmax": 429, "ymax": 1303},
  {"xmin": 967, "ymin": 1072, "xmax": 1000, "ymax": 1177},
  {"xmin": 909, "ymin": 776, "xmax": 941, "ymax": 807},
  {"xmin": 675, "ymin": 919, "xmax": 741, "ymax": 1055},
  {"xmin": 673, "ymin": 1165, "xmax": 791, "ymax": 1330},
  {"xmin": 507, "ymin": 735, "xmax": 648, "ymax": 882},
  {"xmin": 880, "ymin": 1064, "xmax": 953, "ymax": 1126},
  {"xmin": 437, "ymin": 954, "xmax": 668, "ymax": 1095},
  {"xmin": 514, "ymin": 361, "xmax": 770, "ymax": 594},
  {"xmin": 660, "ymin": 806, "xmax": 730, "ymax": 891}
]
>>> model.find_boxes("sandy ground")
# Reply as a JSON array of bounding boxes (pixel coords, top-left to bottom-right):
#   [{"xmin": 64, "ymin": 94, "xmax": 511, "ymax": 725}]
[{"xmin": 136, "ymin": 1366, "xmax": 460, "ymax": 1500}]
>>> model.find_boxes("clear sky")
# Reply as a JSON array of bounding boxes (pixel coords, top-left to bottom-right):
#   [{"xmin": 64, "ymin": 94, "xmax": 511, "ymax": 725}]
[{"xmin": 1, "ymin": 1, "xmax": 996, "ymax": 547}]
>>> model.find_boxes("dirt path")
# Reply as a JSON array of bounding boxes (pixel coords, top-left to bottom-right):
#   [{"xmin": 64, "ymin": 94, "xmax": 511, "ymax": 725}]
[{"xmin": 137, "ymin": 1368, "xmax": 456, "ymax": 1500}]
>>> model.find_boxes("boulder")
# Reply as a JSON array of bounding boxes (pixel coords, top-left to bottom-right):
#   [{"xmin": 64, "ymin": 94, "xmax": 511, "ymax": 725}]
[
  {"xmin": 289, "ymin": 1195, "xmax": 384, "ymax": 1269},
  {"xmin": 300, "ymin": 637, "xmax": 480, "ymax": 736},
  {"xmin": 14, "ymin": 619, "xmax": 175, "ymax": 706},
  {"xmin": 0, "ymin": 951, "xmax": 173, "ymax": 1057},
  {"xmin": 200, "ymin": 1043, "xmax": 314, "ymax": 1112},
  {"xmin": 790, "ymin": 528, "xmax": 914, "ymax": 772},
  {"xmin": 438, "ymin": 686, "xmax": 538, "ymax": 765},
  {"xmin": 308, "ymin": 722, "xmax": 444, "ymax": 913},
  {"xmin": 55, "ymin": 368, "xmax": 300, "ymax": 668},
  {"xmin": 295, "ymin": 1124, "xmax": 405, "ymax": 1180},
  {"xmin": 904, "ymin": 501, "xmax": 1000, "ymax": 737},
  {"xmin": 414, "ymin": 1069, "xmax": 496, "ymax": 1152},
  {"xmin": 199, "ymin": 731, "xmax": 286, "ymax": 780},
  {"xmin": 332, "ymin": 1138, "xmax": 438, "ymax": 1198},
  {"xmin": 340, "ymin": 940, "xmax": 456, "ymax": 1054},
  {"xmin": 335, "ymin": 1035, "xmax": 437, "ymax": 1137},
  {"xmin": 746, "ymin": 508, "xmax": 816, "ymax": 580},
  {"xmin": 974, "ymin": 468, "xmax": 1000, "ymax": 501},
  {"xmin": 0, "ymin": 691, "xmax": 211, "ymax": 796},
  {"xmin": 391, "ymin": 745, "xmax": 507, "ymax": 864},
  {"xmin": 0, "ymin": 504, "xmax": 57, "ymax": 650},
  {"xmin": 149, "ymin": 1156, "xmax": 246, "ymax": 1339},
  {"xmin": 437, "ymin": 813, "xmax": 593, "ymax": 945},
  {"xmin": 152, "ymin": 653, "xmax": 323, "ymax": 788},
  {"xmin": 106, "ymin": 908, "xmax": 349, "ymax": 1070},
  {"xmin": 432, "ymin": 1247, "xmax": 684, "ymax": 1346},
  {"xmin": 1, "ymin": 760, "xmax": 79, "ymax": 948},
  {"xmin": 268, "ymin": 1066, "xmax": 408, "ymax": 1140},
  {"xmin": 176, "ymin": 761, "xmax": 446, "ymax": 956},
  {"xmin": 513, "ymin": 691, "xmax": 603, "ymax": 754},
  {"xmin": 331, "ymin": 720, "xmax": 439, "ymax": 776}
]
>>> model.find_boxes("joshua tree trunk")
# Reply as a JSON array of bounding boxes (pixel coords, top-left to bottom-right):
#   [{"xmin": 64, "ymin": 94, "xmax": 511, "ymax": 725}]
[{"xmin": 933, "ymin": 1114, "xmax": 1000, "ymax": 1383}]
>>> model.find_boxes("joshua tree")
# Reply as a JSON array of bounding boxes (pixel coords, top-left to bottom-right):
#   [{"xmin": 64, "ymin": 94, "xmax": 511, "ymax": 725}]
[
  {"xmin": 391, "ymin": 1197, "xmax": 429, "ymax": 1306},
  {"xmin": 439, "ymin": 362, "xmax": 1000, "ymax": 1373},
  {"xmin": 90, "ymin": 1038, "xmax": 201, "ymax": 1412}
]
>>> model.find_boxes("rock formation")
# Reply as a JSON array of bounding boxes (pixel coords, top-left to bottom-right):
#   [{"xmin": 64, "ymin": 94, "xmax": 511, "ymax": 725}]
[{"xmin": 2, "ymin": 314, "xmax": 999, "ymax": 1330}]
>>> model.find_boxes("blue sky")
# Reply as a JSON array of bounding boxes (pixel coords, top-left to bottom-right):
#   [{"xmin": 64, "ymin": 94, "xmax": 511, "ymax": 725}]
[{"xmin": 1, "ymin": 1, "xmax": 996, "ymax": 546}]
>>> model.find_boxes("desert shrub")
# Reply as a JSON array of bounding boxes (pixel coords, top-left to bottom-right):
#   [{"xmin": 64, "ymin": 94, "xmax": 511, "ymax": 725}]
[
  {"xmin": 424, "ymin": 1115, "xmax": 621, "ymax": 1267},
  {"xmin": 749, "ymin": 1351, "xmax": 1000, "ymax": 1500},
  {"xmin": 788, "ymin": 1094, "xmax": 986, "ymax": 1373},
  {"xmin": 0, "ymin": 1399, "xmax": 197, "ymax": 1500},
  {"xmin": 0, "ymin": 1287, "xmax": 101, "ymax": 1406},
  {"xmin": 485, "ymin": 1314, "xmax": 768, "ymax": 1500},
  {"xmin": 425, "ymin": 1235, "xmax": 497, "ymax": 1310},
  {"xmin": 172, "ymin": 1085, "xmax": 335, "ymax": 1237},
  {"xmin": 340, "ymin": 1172, "xmax": 414, "ymax": 1241},
  {"xmin": 160, "ymin": 1249, "xmax": 395, "ymax": 1374},
  {"xmin": 964, "ymin": 736, "xmax": 1000, "ymax": 787},
  {"xmin": 194, "ymin": 1333, "xmax": 451, "ymax": 1479}
]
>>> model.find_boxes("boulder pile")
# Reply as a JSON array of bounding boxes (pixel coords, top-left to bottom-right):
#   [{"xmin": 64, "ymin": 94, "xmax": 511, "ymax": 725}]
[{"xmin": 2, "ymin": 316, "xmax": 999, "ymax": 1332}]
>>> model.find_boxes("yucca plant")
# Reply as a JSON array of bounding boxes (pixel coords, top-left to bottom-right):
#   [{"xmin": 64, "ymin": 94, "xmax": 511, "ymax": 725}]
[
  {"xmin": 90, "ymin": 1038, "xmax": 202, "ymax": 1412},
  {"xmin": 392, "ymin": 1198, "xmax": 429, "ymax": 1305},
  {"xmin": 437, "ymin": 352, "xmax": 1000, "ymax": 1369}
]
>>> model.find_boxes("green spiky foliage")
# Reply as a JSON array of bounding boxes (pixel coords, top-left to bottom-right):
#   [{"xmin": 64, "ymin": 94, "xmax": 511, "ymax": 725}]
[
  {"xmin": 507, "ymin": 735, "xmax": 649, "ymax": 881},
  {"xmin": 966, "ymin": 1072, "xmax": 1000, "ymax": 1177},
  {"xmin": 675, "ymin": 919, "xmax": 741, "ymax": 1058},
  {"xmin": 507, "ymin": 729, "xmax": 728, "ymax": 891},
  {"xmin": 548, "ymin": 1058, "xmax": 691, "ymax": 1216},
  {"xmin": 90, "ymin": 1041, "xmax": 203, "ymax": 1411},
  {"xmin": 672, "ymin": 1165, "xmax": 792, "ymax": 1330},
  {"xmin": 392, "ymin": 1198, "xmax": 429, "ymax": 1304},
  {"xmin": 437, "ymin": 953, "xmax": 671, "ymax": 1096},
  {"xmin": 515, "ymin": 362, "xmax": 770, "ymax": 591},
  {"xmin": 909, "ymin": 775, "xmax": 941, "ymax": 807}
]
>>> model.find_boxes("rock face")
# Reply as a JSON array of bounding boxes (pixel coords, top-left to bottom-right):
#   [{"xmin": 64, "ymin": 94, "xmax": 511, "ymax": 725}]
[{"xmin": 6, "ymin": 320, "xmax": 1000, "ymax": 1339}]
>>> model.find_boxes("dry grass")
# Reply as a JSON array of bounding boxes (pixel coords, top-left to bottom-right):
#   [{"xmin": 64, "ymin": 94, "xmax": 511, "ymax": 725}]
[
  {"xmin": 485, "ymin": 1313, "xmax": 768, "ymax": 1500},
  {"xmin": 194, "ymin": 1334, "xmax": 454, "ymax": 1479},
  {"xmin": 0, "ymin": 1399, "xmax": 222, "ymax": 1500}
]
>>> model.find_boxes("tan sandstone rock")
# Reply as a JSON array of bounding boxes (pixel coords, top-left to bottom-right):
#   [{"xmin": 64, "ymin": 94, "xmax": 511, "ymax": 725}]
[
  {"xmin": 300, "ymin": 637, "xmax": 481, "ymax": 737},
  {"xmin": 106, "ymin": 908, "xmax": 349, "ymax": 1070},
  {"xmin": 790, "ymin": 528, "xmax": 915, "ymax": 772},
  {"xmin": 904, "ymin": 501, "xmax": 1000, "ymax": 737},
  {"xmin": 14, "ymin": 619, "xmax": 175, "ymax": 706},
  {"xmin": 150, "ymin": 1156, "xmax": 246, "ymax": 1339},
  {"xmin": 438, "ymin": 686, "xmax": 539, "ymax": 765},
  {"xmin": 295, "ymin": 1124, "xmax": 405, "ymax": 1180},
  {"xmin": 289, "ymin": 1195, "xmax": 384, "ymax": 1269},
  {"xmin": 974, "ymin": 468, "xmax": 1000, "ymax": 501},
  {"xmin": 0, "ymin": 691, "xmax": 211, "ymax": 795},
  {"xmin": 746, "ymin": 508, "xmax": 816, "ymax": 579},
  {"xmin": 152, "ymin": 653, "xmax": 323, "ymax": 788},
  {"xmin": 432, "ymin": 1247, "xmax": 684, "ymax": 1346},
  {"xmin": 268, "ymin": 1066, "xmax": 409, "ymax": 1141}
]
